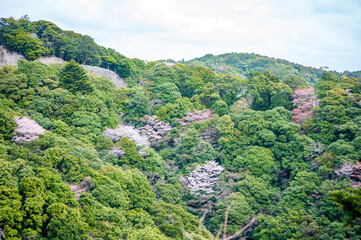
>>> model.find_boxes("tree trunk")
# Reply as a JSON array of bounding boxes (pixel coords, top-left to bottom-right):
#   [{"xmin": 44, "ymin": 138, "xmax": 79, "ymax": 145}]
[{"xmin": 224, "ymin": 214, "xmax": 258, "ymax": 240}]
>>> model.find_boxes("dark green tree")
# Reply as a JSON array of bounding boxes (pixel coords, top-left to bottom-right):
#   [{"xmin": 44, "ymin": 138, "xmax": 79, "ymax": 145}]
[{"xmin": 59, "ymin": 60, "xmax": 93, "ymax": 94}]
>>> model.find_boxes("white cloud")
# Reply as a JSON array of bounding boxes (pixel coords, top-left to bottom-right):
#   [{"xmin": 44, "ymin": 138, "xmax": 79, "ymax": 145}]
[{"xmin": 0, "ymin": 0, "xmax": 360, "ymax": 71}]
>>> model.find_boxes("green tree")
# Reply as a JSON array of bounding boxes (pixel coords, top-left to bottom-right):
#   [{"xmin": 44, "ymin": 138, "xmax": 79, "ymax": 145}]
[
  {"xmin": 331, "ymin": 188, "xmax": 361, "ymax": 222},
  {"xmin": 233, "ymin": 146, "xmax": 280, "ymax": 183},
  {"xmin": 0, "ymin": 107, "xmax": 16, "ymax": 140},
  {"xmin": 59, "ymin": 60, "xmax": 93, "ymax": 94}
]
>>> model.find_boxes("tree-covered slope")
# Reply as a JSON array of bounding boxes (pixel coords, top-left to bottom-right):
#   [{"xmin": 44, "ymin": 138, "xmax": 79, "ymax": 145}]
[
  {"xmin": 185, "ymin": 52, "xmax": 361, "ymax": 84},
  {"xmin": 1, "ymin": 16, "xmax": 361, "ymax": 240},
  {"xmin": 0, "ymin": 16, "xmax": 142, "ymax": 79}
]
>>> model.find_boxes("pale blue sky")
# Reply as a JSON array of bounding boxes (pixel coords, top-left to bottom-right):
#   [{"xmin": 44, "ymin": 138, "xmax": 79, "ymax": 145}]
[{"xmin": 1, "ymin": 0, "xmax": 360, "ymax": 72}]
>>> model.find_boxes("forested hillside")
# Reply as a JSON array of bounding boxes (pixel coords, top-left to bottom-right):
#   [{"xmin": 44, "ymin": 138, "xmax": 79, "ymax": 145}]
[
  {"xmin": 1, "ymin": 16, "xmax": 361, "ymax": 240},
  {"xmin": 186, "ymin": 52, "xmax": 361, "ymax": 85}
]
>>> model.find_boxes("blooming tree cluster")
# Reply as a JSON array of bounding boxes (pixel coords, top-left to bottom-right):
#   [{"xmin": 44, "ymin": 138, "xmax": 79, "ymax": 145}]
[
  {"xmin": 12, "ymin": 116, "xmax": 46, "ymax": 144},
  {"xmin": 69, "ymin": 177, "xmax": 94, "ymax": 200},
  {"xmin": 335, "ymin": 162, "xmax": 354, "ymax": 177},
  {"xmin": 108, "ymin": 147, "xmax": 126, "ymax": 158},
  {"xmin": 179, "ymin": 161, "xmax": 224, "ymax": 196},
  {"xmin": 179, "ymin": 109, "xmax": 214, "ymax": 127},
  {"xmin": 103, "ymin": 125, "xmax": 149, "ymax": 148},
  {"xmin": 138, "ymin": 115, "xmax": 172, "ymax": 145},
  {"xmin": 335, "ymin": 161, "xmax": 361, "ymax": 188},
  {"xmin": 291, "ymin": 88, "xmax": 319, "ymax": 125}
]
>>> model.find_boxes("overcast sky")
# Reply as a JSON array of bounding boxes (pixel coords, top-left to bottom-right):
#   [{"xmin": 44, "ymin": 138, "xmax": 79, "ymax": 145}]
[{"xmin": 1, "ymin": 0, "xmax": 360, "ymax": 72}]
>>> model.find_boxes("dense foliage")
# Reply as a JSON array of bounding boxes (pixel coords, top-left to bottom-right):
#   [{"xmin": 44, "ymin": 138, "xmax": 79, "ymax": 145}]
[
  {"xmin": 186, "ymin": 52, "xmax": 361, "ymax": 84},
  {"xmin": 0, "ymin": 16, "xmax": 133, "ymax": 78},
  {"xmin": 1, "ymin": 16, "xmax": 361, "ymax": 240}
]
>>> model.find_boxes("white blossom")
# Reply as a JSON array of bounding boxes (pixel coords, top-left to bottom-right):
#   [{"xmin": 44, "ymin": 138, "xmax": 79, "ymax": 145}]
[
  {"xmin": 179, "ymin": 109, "xmax": 214, "ymax": 127},
  {"xmin": 103, "ymin": 124, "xmax": 150, "ymax": 148},
  {"xmin": 180, "ymin": 161, "xmax": 224, "ymax": 196},
  {"xmin": 12, "ymin": 116, "xmax": 46, "ymax": 144},
  {"xmin": 108, "ymin": 147, "xmax": 125, "ymax": 158},
  {"xmin": 335, "ymin": 162, "xmax": 354, "ymax": 177},
  {"xmin": 138, "ymin": 115, "xmax": 172, "ymax": 146}
]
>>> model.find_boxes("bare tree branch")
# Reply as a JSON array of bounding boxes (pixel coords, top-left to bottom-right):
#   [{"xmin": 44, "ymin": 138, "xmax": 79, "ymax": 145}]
[
  {"xmin": 223, "ymin": 204, "xmax": 233, "ymax": 240},
  {"xmin": 224, "ymin": 214, "xmax": 259, "ymax": 240}
]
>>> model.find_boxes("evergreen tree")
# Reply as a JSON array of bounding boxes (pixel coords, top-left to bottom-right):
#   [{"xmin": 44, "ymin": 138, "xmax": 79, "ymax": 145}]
[{"xmin": 59, "ymin": 60, "xmax": 93, "ymax": 94}]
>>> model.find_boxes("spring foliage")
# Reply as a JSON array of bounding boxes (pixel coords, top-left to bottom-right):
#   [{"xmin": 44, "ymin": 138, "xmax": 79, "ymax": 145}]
[{"xmin": 0, "ymin": 16, "xmax": 361, "ymax": 240}]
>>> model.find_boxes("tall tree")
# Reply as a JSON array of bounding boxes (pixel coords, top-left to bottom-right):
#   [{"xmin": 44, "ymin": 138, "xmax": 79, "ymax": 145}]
[{"xmin": 59, "ymin": 60, "xmax": 93, "ymax": 94}]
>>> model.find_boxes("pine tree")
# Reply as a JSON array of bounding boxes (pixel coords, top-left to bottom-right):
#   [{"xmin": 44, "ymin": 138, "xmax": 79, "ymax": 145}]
[{"xmin": 59, "ymin": 60, "xmax": 93, "ymax": 94}]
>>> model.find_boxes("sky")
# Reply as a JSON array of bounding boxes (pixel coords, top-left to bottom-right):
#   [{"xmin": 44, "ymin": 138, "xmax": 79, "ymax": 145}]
[{"xmin": 1, "ymin": 0, "xmax": 361, "ymax": 72}]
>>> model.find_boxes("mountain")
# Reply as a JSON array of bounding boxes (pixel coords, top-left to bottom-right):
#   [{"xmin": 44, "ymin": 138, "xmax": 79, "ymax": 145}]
[
  {"xmin": 1, "ymin": 16, "xmax": 361, "ymax": 240},
  {"xmin": 185, "ymin": 52, "xmax": 361, "ymax": 84}
]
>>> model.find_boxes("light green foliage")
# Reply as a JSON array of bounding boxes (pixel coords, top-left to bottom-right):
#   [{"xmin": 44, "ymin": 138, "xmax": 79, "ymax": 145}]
[
  {"xmin": 79, "ymin": 95, "xmax": 106, "ymax": 113},
  {"xmin": 234, "ymin": 175, "xmax": 276, "ymax": 211},
  {"xmin": 53, "ymin": 120, "xmax": 71, "ymax": 137},
  {"xmin": 257, "ymin": 129, "xmax": 277, "ymax": 146},
  {"xmin": 176, "ymin": 128, "xmax": 217, "ymax": 169},
  {"xmin": 327, "ymin": 140, "xmax": 354, "ymax": 156},
  {"xmin": 0, "ymin": 72, "xmax": 32, "ymax": 102},
  {"xmin": 281, "ymin": 171, "xmax": 320, "ymax": 211},
  {"xmin": 92, "ymin": 183, "xmax": 129, "ymax": 210},
  {"xmin": 153, "ymin": 82, "xmax": 181, "ymax": 104},
  {"xmin": 101, "ymin": 166, "xmax": 156, "ymax": 210},
  {"xmin": 282, "ymin": 75, "xmax": 308, "ymax": 90},
  {"xmin": 214, "ymin": 73, "xmax": 243, "ymax": 105},
  {"xmin": 0, "ymin": 158, "xmax": 19, "ymax": 188},
  {"xmin": 17, "ymin": 60, "xmax": 59, "ymax": 88},
  {"xmin": 208, "ymin": 193, "xmax": 254, "ymax": 236},
  {"xmin": 155, "ymin": 97, "xmax": 198, "ymax": 122},
  {"xmin": 0, "ymin": 65, "xmax": 17, "ymax": 75},
  {"xmin": 192, "ymin": 82, "xmax": 221, "ymax": 108},
  {"xmin": 78, "ymin": 192, "xmax": 127, "ymax": 239},
  {"xmin": 213, "ymin": 100, "xmax": 229, "ymax": 116},
  {"xmin": 186, "ymin": 52, "xmax": 324, "ymax": 83},
  {"xmin": 254, "ymin": 210, "xmax": 324, "ymax": 240},
  {"xmin": 154, "ymin": 183, "xmax": 183, "ymax": 205},
  {"xmin": 89, "ymin": 74, "xmax": 116, "ymax": 92},
  {"xmin": 150, "ymin": 201, "xmax": 210, "ymax": 239},
  {"xmin": 0, "ymin": 105, "xmax": 16, "ymax": 140},
  {"xmin": 117, "ymin": 137, "xmax": 144, "ymax": 167},
  {"xmin": 124, "ymin": 86, "xmax": 150, "ymax": 121},
  {"xmin": 0, "ymin": 16, "xmax": 360, "ymax": 240},
  {"xmin": 44, "ymin": 146, "xmax": 67, "ymax": 168},
  {"xmin": 127, "ymin": 226, "xmax": 170, "ymax": 240},
  {"xmin": 271, "ymin": 120, "xmax": 301, "ymax": 142},
  {"xmin": 2, "ymin": 31, "xmax": 49, "ymax": 60},
  {"xmin": 46, "ymin": 204, "xmax": 89, "ymax": 240},
  {"xmin": 71, "ymin": 111, "xmax": 102, "ymax": 134},
  {"xmin": 142, "ymin": 148, "xmax": 165, "ymax": 178},
  {"xmin": 60, "ymin": 154, "xmax": 94, "ymax": 183},
  {"xmin": 233, "ymin": 146, "xmax": 280, "ymax": 182},
  {"xmin": 0, "ymin": 186, "xmax": 24, "ymax": 239},
  {"xmin": 245, "ymin": 71, "xmax": 293, "ymax": 111},
  {"xmin": 31, "ymin": 89, "xmax": 81, "ymax": 124},
  {"xmin": 95, "ymin": 134, "xmax": 114, "ymax": 151}
]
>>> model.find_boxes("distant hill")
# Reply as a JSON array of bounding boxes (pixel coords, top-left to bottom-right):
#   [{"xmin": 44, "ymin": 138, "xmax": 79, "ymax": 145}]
[{"xmin": 185, "ymin": 52, "xmax": 361, "ymax": 84}]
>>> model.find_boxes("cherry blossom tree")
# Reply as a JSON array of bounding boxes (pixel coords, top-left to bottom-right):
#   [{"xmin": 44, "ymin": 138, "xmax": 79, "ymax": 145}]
[
  {"xmin": 179, "ymin": 109, "xmax": 214, "ymax": 127},
  {"xmin": 138, "ymin": 115, "xmax": 172, "ymax": 146},
  {"xmin": 291, "ymin": 88, "xmax": 319, "ymax": 125},
  {"xmin": 179, "ymin": 161, "xmax": 224, "ymax": 196},
  {"xmin": 335, "ymin": 163, "xmax": 353, "ymax": 177},
  {"xmin": 108, "ymin": 147, "xmax": 126, "ymax": 158},
  {"xmin": 103, "ymin": 124, "xmax": 149, "ymax": 148},
  {"xmin": 335, "ymin": 161, "xmax": 361, "ymax": 188},
  {"xmin": 12, "ymin": 116, "xmax": 46, "ymax": 144}
]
